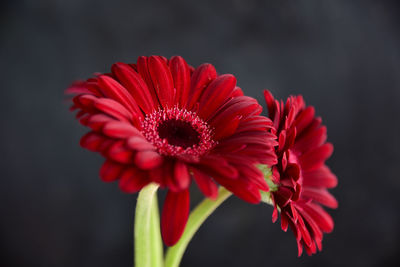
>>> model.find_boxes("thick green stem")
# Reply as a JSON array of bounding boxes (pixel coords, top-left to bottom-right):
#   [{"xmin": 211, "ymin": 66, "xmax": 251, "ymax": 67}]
[
  {"xmin": 164, "ymin": 187, "xmax": 232, "ymax": 267},
  {"xmin": 134, "ymin": 183, "xmax": 163, "ymax": 267}
]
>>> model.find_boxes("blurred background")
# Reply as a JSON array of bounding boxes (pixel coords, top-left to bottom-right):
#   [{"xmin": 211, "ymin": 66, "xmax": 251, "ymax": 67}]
[{"xmin": 1, "ymin": 0, "xmax": 399, "ymax": 266}]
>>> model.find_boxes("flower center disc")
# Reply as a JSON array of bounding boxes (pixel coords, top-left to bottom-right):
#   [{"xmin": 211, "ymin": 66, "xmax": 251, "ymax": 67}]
[
  {"xmin": 158, "ymin": 119, "xmax": 200, "ymax": 149},
  {"xmin": 141, "ymin": 108, "xmax": 215, "ymax": 156}
]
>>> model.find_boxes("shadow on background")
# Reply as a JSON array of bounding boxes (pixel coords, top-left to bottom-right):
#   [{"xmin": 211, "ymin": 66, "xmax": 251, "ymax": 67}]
[{"xmin": 1, "ymin": 0, "xmax": 399, "ymax": 266}]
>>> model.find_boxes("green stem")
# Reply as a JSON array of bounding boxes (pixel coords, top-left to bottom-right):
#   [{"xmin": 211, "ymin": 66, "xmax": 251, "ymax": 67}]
[
  {"xmin": 164, "ymin": 187, "xmax": 232, "ymax": 267},
  {"xmin": 134, "ymin": 183, "xmax": 163, "ymax": 267},
  {"xmin": 150, "ymin": 192, "xmax": 164, "ymax": 267}
]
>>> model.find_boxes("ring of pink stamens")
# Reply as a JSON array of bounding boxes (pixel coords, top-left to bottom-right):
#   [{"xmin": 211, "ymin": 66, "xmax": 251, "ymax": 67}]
[{"xmin": 141, "ymin": 107, "xmax": 216, "ymax": 156}]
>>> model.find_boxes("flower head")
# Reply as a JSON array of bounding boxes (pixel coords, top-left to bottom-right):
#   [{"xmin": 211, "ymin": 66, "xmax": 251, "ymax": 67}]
[
  {"xmin": 66, "ymin": 55, "xmax": 277, "ymax": 246},
  {"xmin": 263, "ymin": 90, "xmax": 338, "ymax": 256}
]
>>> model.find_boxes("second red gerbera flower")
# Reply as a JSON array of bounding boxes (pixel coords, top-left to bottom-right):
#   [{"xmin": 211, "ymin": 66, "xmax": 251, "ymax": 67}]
[
  {"xmin": 66, "ymin": 56, "xmax": 277, "ymax": 246},
  {"xmin": 264, "ymin": 90, "xmax": 338, "ymax": 256}
]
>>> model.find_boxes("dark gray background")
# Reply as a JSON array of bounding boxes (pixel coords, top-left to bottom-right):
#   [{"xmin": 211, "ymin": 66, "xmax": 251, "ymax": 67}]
[{"xmin": 1, "ymin": 0, "xmax": 399, "ymax": 266}]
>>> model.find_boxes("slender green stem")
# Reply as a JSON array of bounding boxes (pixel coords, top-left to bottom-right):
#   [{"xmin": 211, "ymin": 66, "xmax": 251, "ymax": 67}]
[
  {"xmin": 150, "ymin": 192, "xmax": 164, "ymax": 267},
  {"xmin": 164, "ymin": 187, "xmax": 232, "ymax": 267},
  {"xmin": 134, "ymin": 183, "xmax": 163, "ymax": 267}
]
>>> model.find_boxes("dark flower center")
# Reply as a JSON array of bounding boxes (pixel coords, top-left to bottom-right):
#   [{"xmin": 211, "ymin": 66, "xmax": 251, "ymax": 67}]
[
  {"xmin": 141, "ymin": 107, "xmax": 216, "ymax": 156},
  {"xmin": 158, "ymin": 119, "xmax": 200, "ymax": 149}
]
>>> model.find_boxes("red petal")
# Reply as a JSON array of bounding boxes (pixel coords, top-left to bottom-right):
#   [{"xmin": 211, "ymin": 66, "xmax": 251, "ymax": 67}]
[
  {"xmin": 126, "ymin": 136, "xmax": 156, "ymax": 151},
  {"xmin": 98, "ymin": 140, "xmax": 114, "ymax": 154},
  {"xmin": 99, "ymin": 160, "xmax": 124, "ymax": 182},
  {"xmin": 231, "ymin": 86, "xmax": 244, "ymax": 97},
  {"xmin": 75, "ymin": 94, "xmax": 97, "ymax": 110},
  {"xmin": 285, "ymin": 209, "xmax": 301, "ymax": 240},
  {"xmin": 197, "ymin": 74, "xmax": 237, "ymax": 120},
  {"xmin": 296, "ymin": 216, "xmax": 313, "ymax": 247},
  {"xmin": 97, "ymin": 75, "xmax": 142, "ymax": 118},
  {"xmin": 297, "ymin": 207, "xmax": 323, "ymax": 248},
  {"xmin": 111, "ymin": 62, "xmax": 154, "ymax": 113},
  {"xmin": 209, "ymin": 96, "xmax": 261, "ymax": 138},
  {"xmin": 209, "ymin": 96, "xmax": 259, "ymax": 122},
  {"xmin": 186, "ymin": 63, "xmax": 217, "ymax": 110},
  {"xmin": 161, "ymin": 160, "xmax": 180, "ymax": 191},
  {"xmin": 233, "ymin": 144, "xmax": 277, "ymax": 165},
  {"xmin": 212, "ymin": 116, "xmax": 241, "ymax": 141},
  {"xmin": 223, "ymin": 155, "xmax": 268, "ymax": 191},
  {"xmin": 272, "ymin": 204, "xmax": 279, "ymax": 223},
  {"xmin": 134, "ymin": 151, "xmax": 163, "ymax": 170},
  {"xmin": 136, "ymin": 56, "xmax": 160, "ymax": 107},
  {"xmin": 119, "ymin": 168, "xmax": 149, "ymax": 193},
  {"xmin": 280, "ymin": 212, "xmax": 289, "ymax": 232},
  {"xmin": 221, "ymin": 134, "xmax": 275, "ymax": 147},
  {"xmin": 200, "ymin": 155, "xmax": 238, "ymax": 179},
  {"xmin": 302, "ymin": 188, "xmax": 338, "ymax": 208},
  {"xmin": 304, "ymin": 239, "xmax": 317, "ymax": 256},
  {"xmin": 169, "ymin": 56, "xmax": 191, "ymax": 107},
  {"xmin": 94, "ymin": 98, "xmax": 132, "ymax": 122},
  {"xmin": 84, "ymin": 79, "xmax": 104, "ymax": 96},
  {"xmin": 292, "ymin": 183, "xmax": 302, "ymax": 201},
  {"xmin": 148, "ymin": 165, "xmax": 164, "ymax": 186},
  {"xmin": 299, "ymin": 202, "xmax": 334, "ymax": 233},
  {"xmin": 102, "ymin": 121, "xmax": 142, "ymax": 139},
  {"xmin": 215, "ymin": 176, "xmax": 261, "ymax": 204},
  {"xmin": 278, "ymin": 131, "xmax": 286, "ymax": 152},
  {"xmin": 173, "ymin": 161, "xmax": 191, "ymax": 190},
  {"xmin": 241, "ymin": 167, "xmax": 269, "ymax": 191},
  {"xmin": 299, "ymin": 143, "xmax": 333, "ymax": 171},
  {"xmin": 282, "ymin": 126, "xmax": 297, "ymax": 152},
  {"xmin": 293, "ymin": 106, "xmax": 315, "ymax": 134},
  {"xmin": 235, "ymin": 116, "xmax": 274, "ymax": 134},
  {"xmin": 263, "ymin": 90, "xmax": 276, "ymax": 119},
  {"xmin": 75, "ymin": 109, "xmax": 87, "ymax": 120},
  {"xmin": 296, "ymin": 117, "xmax": 322, "ymax": 141},
  {"xmin": 161, "ymin": 189, "xmax": 190, "ymax": 246},
  {"xmin": 80, "ymin": 132, "xmax": 107, "ymax": 152},
  {"xmin": 106, "ymin": 140, "xmax": 134, "ymax": 164},
  {"xmin": 66, "ymin": 81, "xmax": 95, "ymax": 95},
  {"xmin": 85, "ymin": 114, "xmax": 113, "ymax": 131},
  {"xmin": 285, "ymin": 102, "xmax": 298, "ymax": 128},
  {"xmin": 296, "ymin": 240, "xmax": 304, "ymax": 257},
  {"xmin": 285, "ymin": 163, "xmax": 300, "ymax": 181},
  {"xmin": 302, "ymin": 166, "xmax": 338, "ymax": 188},
  {"xmin": 274, "ymin": 186, "xmax": 293, "ymax": 207},
  {"xmin": 192, "ymin": 168, "xmax": 218, "ymax": 199},
  {"xmin": 293, "ymin": 126, "xmax": 327, "ymax": 154},
  {"xmin": 148, "ymin": 56, "xmax": 174, "ymax": 108}
]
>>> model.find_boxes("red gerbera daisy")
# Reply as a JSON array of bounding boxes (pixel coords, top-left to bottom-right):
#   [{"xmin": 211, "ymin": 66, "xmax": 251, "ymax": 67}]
[
  {"xmin": 66, "ymin": 55, "xmax": 277, "ymax": 246},
  {"xmin": 263, "ymin": 90, "xmax": 338, "ymax": 256}
]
